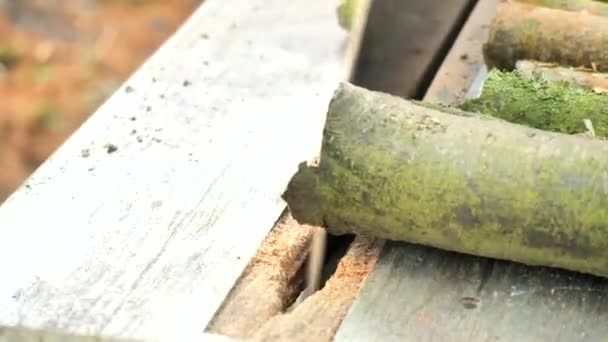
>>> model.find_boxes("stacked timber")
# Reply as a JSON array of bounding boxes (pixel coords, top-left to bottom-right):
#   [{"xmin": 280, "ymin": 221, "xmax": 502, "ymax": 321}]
[{"xmin": 282, "ymin": 0, "xmax": 608, "ymax": 280}]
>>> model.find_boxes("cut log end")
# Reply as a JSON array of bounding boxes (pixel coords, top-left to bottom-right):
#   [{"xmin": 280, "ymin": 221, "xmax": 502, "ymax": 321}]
[{"xmin": 282, "ymin": 162, "xmax": 324, "ymax": 228}]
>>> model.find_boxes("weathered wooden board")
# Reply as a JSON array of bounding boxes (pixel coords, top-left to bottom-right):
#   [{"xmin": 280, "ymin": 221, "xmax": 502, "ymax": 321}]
[
  {"xmin": 334, "ymin": 0, "xmax": 608, "ymax": 340},
  {"xmin": 0, "ymin": 325, "xmax": 135, "ymax": 342},
  {"xmin": 0, "ymin": 325, "xmax": 239, "ymax": 342},
  {"xmin": 424, "ymin": 0, "xmax": 496, "ymax": 104},
  {"xmin": 353, "ymin": 0, "xmax": 476, "ymax": 99},
  {"xmin": 335, "ymin": 243, "xmax": 608, "ymax": 341},
  {"xmin": 207, "ymin": 1, "xmax": 372, "ymax": 339},
  {"xmin": 0, "ymin": 0, "xmax": 350, "ymax": 341}
]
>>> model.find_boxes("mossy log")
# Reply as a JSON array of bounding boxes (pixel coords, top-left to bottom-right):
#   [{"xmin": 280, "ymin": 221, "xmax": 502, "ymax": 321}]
[
  {"xmin": 515, "ymin": 60, "xmax": 608, "ymax": 93},
  {"xmin": 282, "ymin": 82, "xmax": 608, "ymax": 278},
  {"xmin": 460, "ymin": 69, "xmax": 608, "ymax": 137},
  {"xmin": 518, "ymin": 0, "xmax": 608, "ymax": 15},
  {"xmin": 483, "ymin": 1, "xmax": 608, "ymax": 72}
]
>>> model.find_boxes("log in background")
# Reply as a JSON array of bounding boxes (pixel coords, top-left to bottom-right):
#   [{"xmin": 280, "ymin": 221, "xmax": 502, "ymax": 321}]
[{"xmin": 484, "ymin": 1, "xmax": 608, "ymax": 71}]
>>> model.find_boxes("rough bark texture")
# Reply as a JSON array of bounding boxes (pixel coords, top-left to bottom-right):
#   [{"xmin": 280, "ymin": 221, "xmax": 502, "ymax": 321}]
[
  {"xmin": 483, "ymin": 1, "xmax": 608, "ymax": 71},
  {"xmin": 518, "ymin": 0, "xmax": 608, "ymax": 15},
  {"xmin": 250, "ymin": 236, "xmax": 384, "ymax": 342},
  {"xmin": 282, "ymin": 82, "xmax": 608, "ymax": 279},
  {"xmin": 460, "ymin": 69, "xmax": 608, "ymax": 137},
  {"xmin": 516, "ymin": 60, "xmax": 608, "ymax": 93}
]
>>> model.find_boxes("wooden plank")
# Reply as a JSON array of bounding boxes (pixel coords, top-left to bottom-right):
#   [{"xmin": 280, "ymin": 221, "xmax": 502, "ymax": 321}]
[
  {"xmin": 353, "ymin": 0, "xmax": 476, "ymax": 99},
  {"xmin": 0, "ymin": 325, "xmax": 135, "ymax": 342},
  {"xmin": 206, "ymin": 1, "xmax": 371, "ymax": 339},
  {"xmin": 335, "ymin": 243, "xmax": 608, "ymax": 341},
  {"xmin": 334, "ymin": 0, "xmax": 608, "ymax": 340},
  {"xmin": 0, "ymin": 0, "xmax": 350, "ymax": 341},
  {"xmin": 423, "ymin": 0, "xmax": 497, "ymax": 105},
  {"xmin": 0, "ymin": 325, "xmax": 240, "ymax": 342}
]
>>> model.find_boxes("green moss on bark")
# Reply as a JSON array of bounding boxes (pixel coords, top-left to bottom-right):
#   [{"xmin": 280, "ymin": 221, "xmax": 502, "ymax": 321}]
[
  {"xmin": 283, "ymin": 82, "xmax": 608, "ymax": 279},
  {"xmin": 460, "ymin": 70, "xmax": 608, "ymax": 138}
]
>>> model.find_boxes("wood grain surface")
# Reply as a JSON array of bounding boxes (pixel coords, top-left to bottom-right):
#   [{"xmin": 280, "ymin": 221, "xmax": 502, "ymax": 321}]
[
  {"xmin": 0, "ymin": 325, "xmax": 241, "ymax": 342},
  {"xmin": 0, "ymin": 0, "xmax": 350, "ymax": 340},
  {"xmin": 335, "ymin": 242, "xmax": 608, "ymax": 341},
  {"xmin": 423, "ymin": 0, "xmax": 496, "ymax": 104}
]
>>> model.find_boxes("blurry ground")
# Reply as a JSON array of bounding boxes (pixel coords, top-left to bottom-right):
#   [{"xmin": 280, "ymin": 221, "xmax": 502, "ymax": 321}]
[{"xmin": 0, "ymin": 0, "xmax": 200, "ymax": 202}]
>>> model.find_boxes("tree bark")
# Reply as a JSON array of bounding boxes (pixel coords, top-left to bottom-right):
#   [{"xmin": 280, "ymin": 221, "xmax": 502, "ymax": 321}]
[
  {"xmin": 459, "ymin": 69, "xmax": 608, "ymax": 137},
  {"xmin": 518, "ymin": 0, "xmax": 608, "ymax": 15},
  {"xmin": 282, "ymin": 82, "xmax": 608, "ymax": 279},
  {"xmin": 483, "ymin": 1, "xmax": 608, "ymax": 72}
]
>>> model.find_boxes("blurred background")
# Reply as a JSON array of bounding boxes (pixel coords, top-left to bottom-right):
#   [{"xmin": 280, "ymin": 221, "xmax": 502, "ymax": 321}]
[{"xmin": 0, "ymin": 0, "xmax": 200, "ymax": 202}]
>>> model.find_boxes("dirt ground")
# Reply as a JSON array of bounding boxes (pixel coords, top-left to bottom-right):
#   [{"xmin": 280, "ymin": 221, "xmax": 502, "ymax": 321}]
[{"xmin": 0, "ymin": 0, "xmax": 200, "ymax": 202}]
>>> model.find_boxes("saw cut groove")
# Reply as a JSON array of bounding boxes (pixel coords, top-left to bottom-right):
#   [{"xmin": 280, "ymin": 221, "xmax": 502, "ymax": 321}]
[
  {"xmin": 206, "ymin": 210, "xmax": 318, "ymax": 338},
  {"xmin": 250, "ymin": 235, "xmax": 384, "ymax": 342}
]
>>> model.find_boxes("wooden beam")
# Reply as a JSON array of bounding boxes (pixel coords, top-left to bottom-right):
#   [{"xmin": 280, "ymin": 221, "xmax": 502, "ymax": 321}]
[
  {"xmin": 334, "ymin": 0, "xmax": 608, "ymax": 340},
  {"xmin": 0, "ymin": 0, "xmax": 351, "ymax": 341},
  {"xmin": 423, "ymin": 0, "xmax": 496, "ymax": 104}
]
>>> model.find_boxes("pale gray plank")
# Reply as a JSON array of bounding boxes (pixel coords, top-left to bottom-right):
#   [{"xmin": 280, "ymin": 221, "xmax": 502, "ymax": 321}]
[
  {"xmin": 334, "ymin": 0, "xmax": 608, "ymax": 340},
  {"xmin": 0, "ymin": 325, "xmax": 241, "ymax": 342},
  {"xmin": 0, "ymin": 0, "xmax": 350, "ymax": 341},
  {"xmin": 335, "ymin": 243, "xmax": 608, "ymax": 341},
  {"xmin": 423, "ymin": 0, "xmax": 497, "ymax": 105}
]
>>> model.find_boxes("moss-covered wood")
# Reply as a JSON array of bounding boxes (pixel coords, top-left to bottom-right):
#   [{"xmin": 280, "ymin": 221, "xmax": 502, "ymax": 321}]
[
  {"xmin": 282, "ymin": 82, "xmax": 608, "ymax": 279},
  {"xmin": 459, "ymin": 69, "xmax": 608, "ymax": 137},
  {"xmin": 483, "ymin": 1, "xmax": 608, "ymax": 72},
  {"xmin": 518, "ymin": 0, "xmax": 608, "ymax": 16},
  {"xmin": 515, "ymin": 60, "xmax": 608, "ymax": 93}
]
